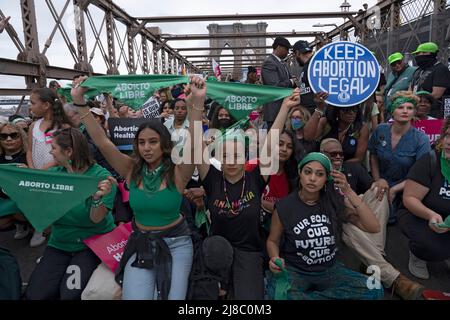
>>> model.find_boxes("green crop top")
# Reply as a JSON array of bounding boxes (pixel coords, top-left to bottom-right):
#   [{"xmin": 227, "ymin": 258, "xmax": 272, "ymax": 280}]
[{"xmin": 128, "ymin": 180, "xmax": 182, "ymax": 227}]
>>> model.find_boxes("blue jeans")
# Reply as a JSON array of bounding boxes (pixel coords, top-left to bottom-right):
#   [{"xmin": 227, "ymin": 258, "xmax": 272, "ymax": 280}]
[{"xmin": 122, "ymin": 235, "xmax": 193, "ymax": 300}]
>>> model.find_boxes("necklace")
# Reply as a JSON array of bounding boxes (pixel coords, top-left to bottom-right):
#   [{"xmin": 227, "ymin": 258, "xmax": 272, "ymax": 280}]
[
  {"xmin": 223, "ymin": 172, "xmax": 246, "ymax": 216},
  {"xmin": 299, "ymin": 189, "xmax": 319, "ymax": 206}
]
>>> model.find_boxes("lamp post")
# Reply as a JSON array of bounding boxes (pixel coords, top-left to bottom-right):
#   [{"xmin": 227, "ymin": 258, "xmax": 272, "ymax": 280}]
[{"xmin": 313, "ymin": 23, "xmax": 347, "ymax": 41}]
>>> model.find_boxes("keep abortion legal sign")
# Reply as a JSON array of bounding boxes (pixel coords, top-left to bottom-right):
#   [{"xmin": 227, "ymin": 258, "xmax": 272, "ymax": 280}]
[{"xmin": 308, "ymin": 41, "xmax": 380, "ymax": 107}]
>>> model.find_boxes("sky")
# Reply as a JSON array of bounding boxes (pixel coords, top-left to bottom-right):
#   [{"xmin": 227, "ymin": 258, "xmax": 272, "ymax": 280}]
[{"xmin": 0, "ymin": 0, "xmax": 378, "ymax": 95}]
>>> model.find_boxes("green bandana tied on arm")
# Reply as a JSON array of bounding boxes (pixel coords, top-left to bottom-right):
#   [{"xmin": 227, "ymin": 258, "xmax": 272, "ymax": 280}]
[
  {"xmin": 0, "ymin": 165, "xmax": 101, "ymax": 232},
  {"xmin": 273, "ymin": 258, "xmax": 291, "ymax": 300}
]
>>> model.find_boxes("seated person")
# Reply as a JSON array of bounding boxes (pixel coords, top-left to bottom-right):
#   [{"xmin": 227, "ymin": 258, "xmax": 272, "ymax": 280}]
[
  {"xmin": 266, "ymin": 152, "xmax": 383, "ymax": 300},
  {"xmin": 321, "ymin": 138, "xmax": 424, "ymax": 300},
  {"xmin": 398, "ymin": 118, "xmax": 450, "ymax": 280}
]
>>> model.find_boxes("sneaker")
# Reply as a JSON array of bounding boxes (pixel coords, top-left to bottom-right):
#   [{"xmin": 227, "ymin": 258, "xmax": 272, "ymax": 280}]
[
  {"xmin": 14, "ymin": 223, "xmax": 30, "ymax": 240},
  {"xmin": 29, "ymin": 231, "xmax": 46, "ymax": 248},
  {"xmin": 408, "ymin": 251, "xmax": 429, "ymax": 280},
  {"xmin": 391, "ymin": 274, "xmax": 424, "ymax": 300}
]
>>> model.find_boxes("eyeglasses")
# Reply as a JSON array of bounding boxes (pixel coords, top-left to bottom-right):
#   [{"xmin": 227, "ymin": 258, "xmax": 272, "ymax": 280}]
[
  {"xmin": 0, "ymin": 132, "xmax": 20, "ymax": 141},
  {"xmin": 341, "ymin": 107, "xmax": 358, "ymax": 114},
  {"xmin": 390, "ymin": 60, "xmax": 402, "ymax": 67},
  {"xmin": 325, "ymin": 151, "xmax": 344, "ymax": 158}
]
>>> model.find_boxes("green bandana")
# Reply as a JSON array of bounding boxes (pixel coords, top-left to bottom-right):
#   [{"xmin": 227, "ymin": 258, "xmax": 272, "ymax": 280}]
[
  {"xmin": 205, "ymin": 80, "xmax": 293, "ymax": 120},
  {"xmin": 441, "ymin": 151, "xmax": 450, "ymax": 184},
  {"xmin": 57, "ymin": 85, "xmax": 100, "ymax": 103},
  {"xmin": 298, "ymin": 152, "xmax": 332, "ymax": 181},
  {"xmin": 437, "ymin": 215, "xmax": 450, "ymax": 229},
  {"xmin": 77, "ymin": 75, "xmax": 294, "ymax": 118},
  {"xmin": 390, "ymin": 96, "xmax": 417, "ymax": 113},
  {"xmin": 142, "ymin": 164, "xmax": 164, "ymax": 195},
  {"xmin": 273, "ymin": 258, "xmax": 291, "ymax": 300},
  {"xmin": 81, "ymin": 75, "xmax": 189, "ymax": 110},
  {"xmin": 0, "ymin": 165, "xmax": 101, "ymax": 232},
  {"xmin": 195, "ymin": 209, "xmax": 210, "ymax": 234}
]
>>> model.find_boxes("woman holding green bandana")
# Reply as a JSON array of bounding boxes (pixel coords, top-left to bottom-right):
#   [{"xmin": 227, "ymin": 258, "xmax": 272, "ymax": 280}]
[
  {"xmin": 398, "ymin": 119, "xmax": 450, "ymax": 280},
  {"xmin": 266, "ymin": 152, "xmax": 383, "ymax": 300},
  {"xmin": 25, "ymin": 128, "xmax": 117, "ymax": 300},
  {"xmin": 70, "ymin": 76, "xmax": 203, "ymax": 300},
  {"xmin": 196, "ymin": 89, "xmax": 300, "ymax": 299},
  {"xmin": 368, "ymin": 91, "xmax": 431, "ymax": 223}
]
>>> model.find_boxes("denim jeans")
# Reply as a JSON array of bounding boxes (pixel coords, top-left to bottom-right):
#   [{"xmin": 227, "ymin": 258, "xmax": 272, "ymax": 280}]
[{"xmin": 122, "ymin": 235, "xmax": 193, "ymax": 300}]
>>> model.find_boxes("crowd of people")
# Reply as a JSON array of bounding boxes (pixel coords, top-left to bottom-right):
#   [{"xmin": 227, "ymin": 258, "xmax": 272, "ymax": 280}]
[{"xmin": 0, "ymin": 32, "xmax": 450, "ymax": 301}]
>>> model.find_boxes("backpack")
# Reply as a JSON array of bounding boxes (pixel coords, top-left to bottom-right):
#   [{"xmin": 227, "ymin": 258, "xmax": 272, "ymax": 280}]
[
  {"xmin": 0, "ymin": 247, "xmax": 22, "ymax": 300},
  {"xmin": 186, "ymin": 241, "xmax": 222, "ymax": 300}
]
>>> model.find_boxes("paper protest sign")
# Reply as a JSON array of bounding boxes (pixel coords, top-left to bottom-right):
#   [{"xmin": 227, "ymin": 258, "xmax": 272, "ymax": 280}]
[
  {"xmin": 413, "ymin": 119, "xmax": 445, "ymax": 144},
  {"xmin": 84, "ymin": 222, "xmax": 132, "ymax": 272},
  {"xmin": 141, "ymin": 96, "xmax": 160, "ymax": 119},
  {"xmin": 308, "ymin": 41, "xmax": 380, "ymax": 107}
]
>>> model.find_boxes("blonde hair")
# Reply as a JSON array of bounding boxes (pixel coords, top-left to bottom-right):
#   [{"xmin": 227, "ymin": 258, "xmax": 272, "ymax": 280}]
[
  {"xmin": 391, "ymin": 91, "xmax": 420, "ymax": 106},
  {"xmin": 0, "ymin": 122, "xmax": 28, "ymax": 155},
  {"xmin": 285, "ymin": 106, "xmax": 311, "ymax": 131}
]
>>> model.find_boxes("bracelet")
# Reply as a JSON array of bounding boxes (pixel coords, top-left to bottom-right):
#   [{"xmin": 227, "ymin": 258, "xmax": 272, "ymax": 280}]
[
  {"xmin": 79, "ymin": 111, "xmax": 90, "ymax": 120},
  {"xmin": 73, "ymin": 102, "xmax": 88, "ymax": 107},
  {"xmin": 314, "ymin": 108, "xmax": 324, "ymax": 117},
  {"xmin": 192, "ymin": 105, "xmax": 204, "ymax": 112},
  {"xmin": 91, "ymin": 196, "xmax": 103, "ymax": 208}
]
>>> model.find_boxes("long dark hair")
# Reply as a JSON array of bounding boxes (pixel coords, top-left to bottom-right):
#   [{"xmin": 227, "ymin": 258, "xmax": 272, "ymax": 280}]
[
  {"xmin": 210, "ymin": 106, "xmax": 237, "ymax": 130},
  {"xmin": 297, "ymin": 166, "xmax": 346, "ymax": 244},
  {"xmin": 31, "ymin": 88, "xmax": 72, "ymax": 132},
  {"xmin": 131, "ymin": 120, "xmax": 175, "ymax": 188},
  {"xmin": 53, "ymin": 127, "xmax": 94, "ymax": 171},
  {"xmin": 281, "ymin": 129, "xmax": 300, "ymax": 192}
]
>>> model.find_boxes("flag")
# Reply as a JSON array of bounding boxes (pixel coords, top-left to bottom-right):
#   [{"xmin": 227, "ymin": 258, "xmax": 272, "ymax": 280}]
[{"xmin": 212, "ymin": 58, "xmax": 222, "ymax": 80}]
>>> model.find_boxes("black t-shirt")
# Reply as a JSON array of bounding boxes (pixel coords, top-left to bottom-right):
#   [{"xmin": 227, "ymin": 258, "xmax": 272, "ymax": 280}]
[
  {"xmin": 323, "ymin": 125, "xmax": 360, "ymax": 161},
  {"xmin": 299, "ymin": 59, "xmax": 315, "ymax": 115},
  {"xmin": 202, "ymin": 165, "xmax": 267, "ymax": 252},
  {"xmin": 0, "ymin": 151, "xmax": 27, "ymax": 198},
  {"xmin": 342, "ymin": 162, "xmax": 373, "ymax": 195},
  {"xmin": 399, "ymin": 150, "xmax": 449, "ymax": 219},
  {"xmin": 275, "ymin": 189, "xmax": 338, "ymax": 272},
  {"xmin": 411, "ymin": 62, "xmax": 450, "ymax": 118},
  {"xmin": 0, "ymin": 151, "xmax": 27, "ymax": 165}
]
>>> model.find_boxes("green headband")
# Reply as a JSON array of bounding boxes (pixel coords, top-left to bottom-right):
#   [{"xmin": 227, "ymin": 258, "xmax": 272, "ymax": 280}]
[
  {"xmin": 298, "ymin": 152, "xmax": 332, "ymax": 181},
  {"xmin": 390, "ymin": 96, "xmax": 417, "ymax": 113}
]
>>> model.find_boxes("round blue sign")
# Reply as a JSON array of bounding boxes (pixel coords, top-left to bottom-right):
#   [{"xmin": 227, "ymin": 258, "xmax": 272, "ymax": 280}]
[{"xmin": 308, "ymin": 41, "xmax": 380, "ymax": 107}]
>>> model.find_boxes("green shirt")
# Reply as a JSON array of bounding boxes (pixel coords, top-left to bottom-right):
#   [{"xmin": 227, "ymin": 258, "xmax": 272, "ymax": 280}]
[
  {"xmin": 47, "ymin": 164, "xmax": 116, "ymax": 252},
  {"xmin": 384, "ymin": 66, "xmax": 417, "ymax": 111}
]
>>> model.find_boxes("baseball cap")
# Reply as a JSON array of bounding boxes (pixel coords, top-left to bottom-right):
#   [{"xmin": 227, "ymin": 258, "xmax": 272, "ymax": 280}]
[
  {"xmin": 388, "ymin": 52, "xmax": 404, "ymax": 65},
  {"xmin": 293, "ymin": 40, "xmax": 313, "ymax": 54},
  {"xmin": 272, "ymin": 37, "xmax": 291, "ymax": 50},
  {"xmin": 412, "ymin": 42, "xmax": 439, "ymax": 54}
]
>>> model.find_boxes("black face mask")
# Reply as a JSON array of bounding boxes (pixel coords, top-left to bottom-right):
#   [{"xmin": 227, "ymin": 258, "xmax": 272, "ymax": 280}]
[
  {"xmin": 218, "ymin": 118, "xmax": 232, "ymax": 129},
  {"xmin": 415, "ymin": 55, "xmax": 437, "ymax": 69}
]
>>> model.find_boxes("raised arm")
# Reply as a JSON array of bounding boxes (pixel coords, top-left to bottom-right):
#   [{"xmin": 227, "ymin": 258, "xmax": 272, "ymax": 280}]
[
  {"xmin": 174, "ymin": 76, "xmax": 208, "ymax": 191},
  {"xmin": 71, "ymin": 76, "xmax": 133, "ymax": 178},
  {"xmin": 303, "ymin": 92, "xmax": 328, "ymax": 141},
  {"xmin": 259, "ymin": 88, "xmax": 298, "ymax": 180}
]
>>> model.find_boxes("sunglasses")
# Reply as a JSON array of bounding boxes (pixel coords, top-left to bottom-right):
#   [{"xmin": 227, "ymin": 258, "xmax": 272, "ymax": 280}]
[
  {"xmin": 325, "ymin": 151, "xmax": 344, "ymax": 158},
  {"xmin": 341, "ymin": 107, "xmax": 358, "ymax": 113},
  {"xmin": 0, "ymin": 132, "xmax": 20, "ymax": 141}
]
